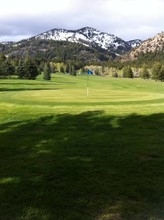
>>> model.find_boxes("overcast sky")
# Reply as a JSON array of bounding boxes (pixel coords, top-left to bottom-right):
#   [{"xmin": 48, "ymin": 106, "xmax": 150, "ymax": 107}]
[{"xmin": 0, "ymin": 0, "xmax": 163, "ymax": 42}]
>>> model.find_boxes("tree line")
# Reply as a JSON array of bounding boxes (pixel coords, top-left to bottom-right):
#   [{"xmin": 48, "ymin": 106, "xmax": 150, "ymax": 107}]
[
  {"xmin": 112, "ymin": 63, "xmax": 164, "ymax": 81},
  {"xmin": 0, "ymin": 52, "xmax": 164, "ymax": 82},
  {"xmin": 0, "ymin": 53, "xmax": 83, "ymax": 80}
]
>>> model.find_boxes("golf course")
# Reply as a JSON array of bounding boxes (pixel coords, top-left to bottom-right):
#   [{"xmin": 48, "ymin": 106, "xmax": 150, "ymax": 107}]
[{"xmin": 1, "ymin": 73, "xmax": 164, "ymax": 220}]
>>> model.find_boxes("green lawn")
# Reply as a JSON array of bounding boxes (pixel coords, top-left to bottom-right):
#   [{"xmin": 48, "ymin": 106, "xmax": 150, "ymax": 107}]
[{"xmin": 1, "ymin": 74, "xmax": 164, "ymax": 220}]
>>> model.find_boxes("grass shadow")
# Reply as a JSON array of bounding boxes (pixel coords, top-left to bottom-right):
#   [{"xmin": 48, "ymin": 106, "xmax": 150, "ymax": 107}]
[
  {"xmin": 0, "ymin": 111, "xmax": 164, "ymax": 219},
  {"xmin": 0, "ymin": 88, "xmax": 59, "ymax": 92},
  {"xmin": 0, "ymin": 81, "xmax": 76, "ymax": 92}
]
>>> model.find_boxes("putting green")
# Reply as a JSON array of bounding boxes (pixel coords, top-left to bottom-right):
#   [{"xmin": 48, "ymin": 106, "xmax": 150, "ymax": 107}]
[
  {"xmin": 1, "ymin": 74, "xmax": 164, "ymax": 116},
  {"xmin": 1, "ymin": 89, "xmax": 164, "ymax": 106}
]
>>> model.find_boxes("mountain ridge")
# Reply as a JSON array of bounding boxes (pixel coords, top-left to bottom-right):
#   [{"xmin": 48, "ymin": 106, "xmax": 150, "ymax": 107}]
[
  {"xmin": 33, "ymin": 27, "xmax": 141, "ymax": 55},
  {"xmin": 0, "ymin": 27, "xmax": 145, "ymax": 63}
]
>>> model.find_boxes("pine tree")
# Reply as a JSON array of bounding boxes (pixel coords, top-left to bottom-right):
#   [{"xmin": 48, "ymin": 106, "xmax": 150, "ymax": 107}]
[
  {"xmin": 16, "ymin": 59, "xmax": 25, "ymax": 79},
  {"xmin": 60, "ymin": 66, "xmax": 65, "ymax": 73},
  {"xmin": 122, "ymin": 66, "xmax": 133, "ymax": 78},
  {"xmin": 0, "ymin": 53, "xmax": 6, "ymax": 63},
  {"xmin": 43, "ymin": 63, "xmax": 51, "ymax": 80},
  {"xmin": 159, "ymin": 67, "xmax": 164, "ymax": 81},
  {"xmin": 65, "ymin": 64, "xmax": 69, "ymax": 73},
  {"xmin": 68, "ymin": 63, "xmax": 72, "ymax": 74},
  {"xmin": 17, "ymin": 58, "xmax": 39, "ymax": 80},
  {"xmin": 140, "ymin": 67, "xmax": 150, "ymax": 79},
  {"xmin": 71, "ymin": 65, "xmax": 76, "ymax": 76},
  {"xmin": 24, "ymin": 59, "xmax": 39, "ymax": 80},
  {"xmin": 50, "ymin": 63, "xmax": 56, "ymax": 73},
  {"xmin": 0, "ymin": 63, "xmax": 7, "ymax": 78},
  {"xmin": 1, "ymin": 62, "xmax": 15, "ymax": 78},
  {"xmin": 113, "ymin": 72, "xmax": 118, "ymax": 78},
  {"xmin": 152, "ymin": 62, "xmax": 164, "ymax": 81}
]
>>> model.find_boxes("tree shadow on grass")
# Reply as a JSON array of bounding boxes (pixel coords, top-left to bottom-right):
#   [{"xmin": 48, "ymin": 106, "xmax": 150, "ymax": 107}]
[
  {"xmin": 0, "ymin": 82, "xmax": 76, "ymax": 92},
  {"xmin": 0, "ymin": 111, "xmax": 164, "ymax": 220},
  {"xmin": 0, "ymin": 88, "xmax": 59, "ymax": 92},
  {"xmin": 0, "ymin": 82, "xmax": 59, "ymax": 92}
]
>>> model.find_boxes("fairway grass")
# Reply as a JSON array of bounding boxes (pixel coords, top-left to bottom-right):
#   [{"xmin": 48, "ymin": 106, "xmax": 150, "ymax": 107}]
[{"xmin": 1, "ymin": 74, "xmax": 164, "ymax": 220}]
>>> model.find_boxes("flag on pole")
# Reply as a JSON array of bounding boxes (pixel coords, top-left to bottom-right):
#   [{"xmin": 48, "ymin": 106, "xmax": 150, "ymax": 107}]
[
  {"xmin": 87, "ymin": 69, "xmax": 93, "ymax": 96},
  {"xmin": 87, "ymin": 69, "xmax": 93, "ymax": 75}
]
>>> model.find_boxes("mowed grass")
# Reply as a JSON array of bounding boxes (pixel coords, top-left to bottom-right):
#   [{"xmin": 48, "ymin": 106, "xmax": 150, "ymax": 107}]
[{"xmin": 1, "ymin": 74, "xmax": 164, "ymax": 219}]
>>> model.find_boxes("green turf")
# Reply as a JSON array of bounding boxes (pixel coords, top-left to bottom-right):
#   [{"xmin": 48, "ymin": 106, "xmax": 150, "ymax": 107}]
[{"xmin": 1, "ymin": 74, "xmax": 164, "ymax": 220}]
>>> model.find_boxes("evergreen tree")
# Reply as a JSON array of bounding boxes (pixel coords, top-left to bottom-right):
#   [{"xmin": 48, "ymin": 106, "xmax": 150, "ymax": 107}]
[
  {"xmin": 38, "ymin": 61, "xmax": 45, "ymax": 73},
  {"xmin": 71, "ymin": 65, "xmax": 76, "ymax": 76},
  {"xmin": 159, "ymin": 67, "xmax": 164, "ymax": 81},
  {"xmin": 122, "ymin": 66, "xmax": 133, "ymax": 78},
  {"xmin": 17, "ymin": 59, "xmax": 25, "ymax": 79},
  {"xmin": 0, "ymin": 53, "xmax": 6, "ymax": 63},
  {"xmin": 152, "ymin": 62, "xmax": 164, "ymax": 81},
  {"xmin": 68, "ymin": 63, "xmax": 72, "ymax": 74},
  {"xmin": 113, "ymin": 72, "xmax": 118, "ymax": 78},
  {"xmin": 50, "ymin": 63, "xmax": 56, "ymax": 73},
  {"xmin": 5, "ymin": 61, "xmax": 15, "ymax": 77},
  {"xmin": 24, "ymin": 59, "xmax": 39, "ymax": 80},
  {"xmin": 0, "ymin": 61, "xmax": 15, "ymax": 78},
  {"xmin": 43, "ymin": 63, "xmax": 51, "ymax": 80},
  {"xmin": 17, "ymin": 59, "xmax": 39, "ymax": 80},
  {"xmin": 0, "ymin": 63, "xmax": 7, "ymax": 77},
  {"xmin": 140, "ymin": 66, "xmax": 150, "ymax": 79},
  {"xmin": 60, "ymin": 65, "xmax": 65, "ymax": 73},
  {"xmin": 65, "ymin": 64, "xmax": 69, "ymax": 73}
]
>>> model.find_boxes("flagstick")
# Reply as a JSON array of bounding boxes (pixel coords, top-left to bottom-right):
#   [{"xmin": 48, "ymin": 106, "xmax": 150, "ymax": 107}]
[{"xmin": 87, "ymin": 86, "xmax": 89, "ymax": 97}]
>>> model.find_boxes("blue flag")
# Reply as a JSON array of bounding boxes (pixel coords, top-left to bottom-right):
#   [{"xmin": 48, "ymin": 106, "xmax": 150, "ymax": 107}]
[{"xmin": 87, "ymin": 70, "xmax": 93, "ymax": 75}]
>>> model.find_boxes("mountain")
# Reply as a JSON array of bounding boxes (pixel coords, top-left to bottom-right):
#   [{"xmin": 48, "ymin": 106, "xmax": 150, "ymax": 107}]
[
  {"xmin": 121, "ymin": 32, "xmax": 164, "ymax": 62},
  {"xmin": 0, "ymin": 27, "xmax": 142, "ymax": 63},
  {"xmin": 34, "ymin": 27, "xmax": 136, "ymax": 55}
]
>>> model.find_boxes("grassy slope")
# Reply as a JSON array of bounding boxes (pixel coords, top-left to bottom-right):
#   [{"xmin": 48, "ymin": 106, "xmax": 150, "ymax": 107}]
[{"xmin": 0, "ymin": 74, "xmax": 164, "ymax": 220}]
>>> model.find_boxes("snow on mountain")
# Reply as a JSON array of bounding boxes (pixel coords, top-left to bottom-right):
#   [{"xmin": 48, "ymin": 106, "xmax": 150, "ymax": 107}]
[
  {"xmin": 0, "ymin": 41, "xmax": 14, "ymax": 45},
  {"xmin": 34, "ymin": 27, "xmax": 132, "ymax": 55},
  {"xmin": 127, "ymin": 39, "xmax": 142, "ymax": 48}
]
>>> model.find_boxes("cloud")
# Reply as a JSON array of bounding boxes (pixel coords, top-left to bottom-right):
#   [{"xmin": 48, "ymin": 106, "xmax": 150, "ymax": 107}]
[{"xmin": 0, "ymin": 0, "xmax": 163, "ymax": 41}]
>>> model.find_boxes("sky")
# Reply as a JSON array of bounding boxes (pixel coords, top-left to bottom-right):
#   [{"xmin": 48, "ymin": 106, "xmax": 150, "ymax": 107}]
[{"xmin": 0, "ymin": 0, "xmax": 163, "ymax": 42}]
